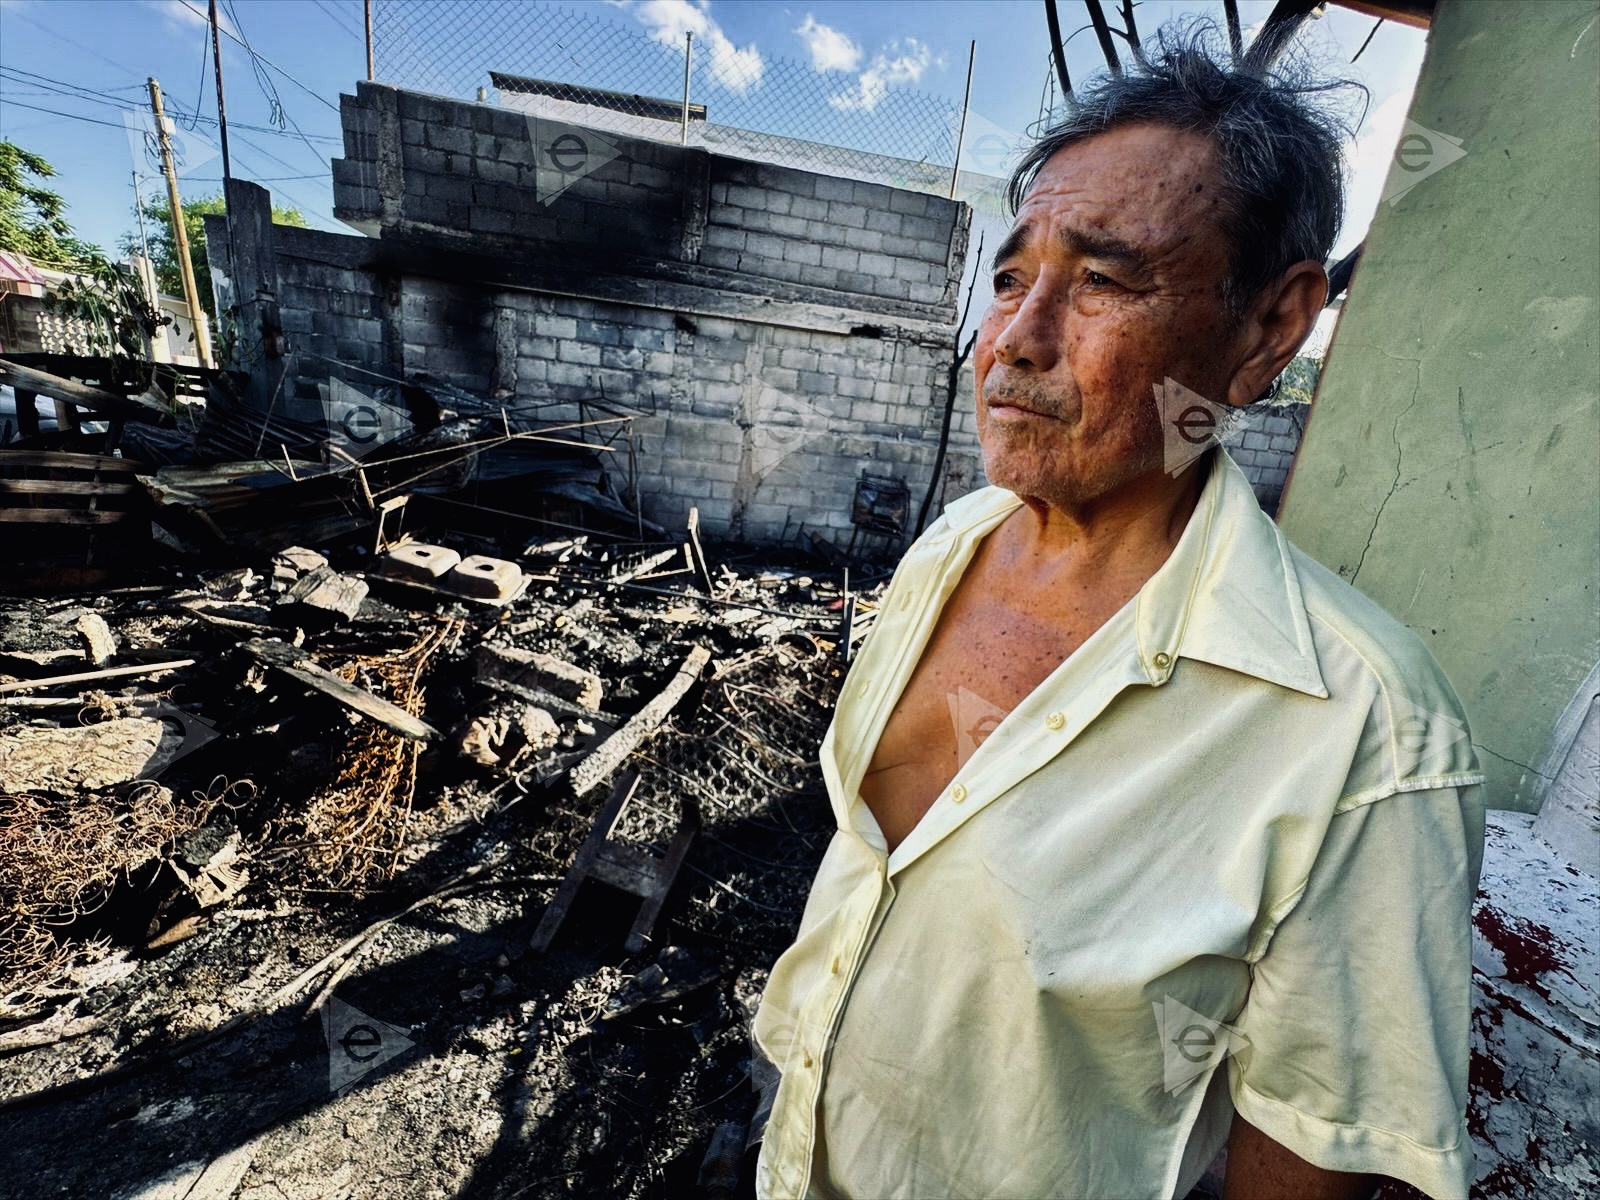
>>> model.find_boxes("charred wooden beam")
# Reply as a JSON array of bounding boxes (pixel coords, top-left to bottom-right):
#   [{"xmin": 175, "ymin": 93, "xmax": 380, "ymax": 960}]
[
  {"xmin": 0, "ymin": 358, "xmax": 173, "ymax": 426},
  {"xmin": 242, "ymin": 637, "xmax": 439, "ymax": 742},
  {"xmin": 569, "ymin": 645, "xmax": 712, "ymax": 796}
]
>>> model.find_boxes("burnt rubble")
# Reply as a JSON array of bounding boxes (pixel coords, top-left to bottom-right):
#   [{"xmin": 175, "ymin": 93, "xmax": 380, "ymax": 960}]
[{"xmin": 0, "ymin": 510, "xmax": 887, "ymax": 1198}]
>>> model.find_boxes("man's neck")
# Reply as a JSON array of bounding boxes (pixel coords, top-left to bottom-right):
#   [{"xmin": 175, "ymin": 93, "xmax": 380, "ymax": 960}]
[{"xmin": 998, "ymin": 456, "xmax": 1210, "ymax": 586}]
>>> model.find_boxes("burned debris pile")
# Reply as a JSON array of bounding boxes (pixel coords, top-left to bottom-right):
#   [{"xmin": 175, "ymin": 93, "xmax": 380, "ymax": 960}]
[{"xmin": 0, "ymin": 357, "xmax": 892, "ymax": 1194}]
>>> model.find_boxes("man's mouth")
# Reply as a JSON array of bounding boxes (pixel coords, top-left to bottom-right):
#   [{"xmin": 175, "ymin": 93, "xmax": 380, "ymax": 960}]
[{"xmin": 985, "ymin": 395, "xmax": 1055, "ymax": 419}]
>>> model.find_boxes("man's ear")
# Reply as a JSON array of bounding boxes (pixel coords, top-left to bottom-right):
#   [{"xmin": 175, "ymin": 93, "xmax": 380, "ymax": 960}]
[{"xmin": 1225, "ymin": 261, "xmax": 1328, "ymax": 408}]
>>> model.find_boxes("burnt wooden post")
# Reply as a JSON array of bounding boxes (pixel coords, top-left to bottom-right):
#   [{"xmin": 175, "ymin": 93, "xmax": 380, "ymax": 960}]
[{"xmin": 219, "ymin": 179, "xmax": 292, "ymax": 419}]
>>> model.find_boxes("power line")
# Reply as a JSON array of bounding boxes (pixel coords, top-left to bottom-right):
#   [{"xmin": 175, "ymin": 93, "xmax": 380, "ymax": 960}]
[
  {"xmin": 311, "ymin": 0, "xmax": 364, "ymax": 41},
  {"xmin": 0, "ymin": 68, "xmax": 340, "ymax": 143},
  {"xmin": 0, "ymin": 99, "xmax": 133, "ymax": 132},
  {"xmin": 183, "ymin": 13, "xmax": 213, "ymax": 132},
  {"xmin": 0, "ymin": 100, "xmax": 339, "ymax": 226},
  {"xmin": 176, "ymin": 0, "xmax": 340, "ymax": 113},
  {"xmin": 216, "ymin": 0, "xmax": 331, "ymax": 167}
]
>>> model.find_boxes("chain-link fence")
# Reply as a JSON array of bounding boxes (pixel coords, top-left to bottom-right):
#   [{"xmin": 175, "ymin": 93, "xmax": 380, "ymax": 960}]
[{"xmin": 372, "ymin": 0, "xmax": 975, "ymax": 195}]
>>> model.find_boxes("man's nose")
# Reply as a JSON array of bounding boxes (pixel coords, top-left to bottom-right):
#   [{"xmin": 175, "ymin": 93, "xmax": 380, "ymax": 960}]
[{"xmin": 991, "ymin": 284, "xmax": 1063, "ymax": 372}]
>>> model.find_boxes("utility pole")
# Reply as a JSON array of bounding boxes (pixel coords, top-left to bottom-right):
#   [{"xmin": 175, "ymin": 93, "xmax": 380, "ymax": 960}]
[
  {"xmin": 364, "ymin": 0, "xmax": 375, "ymax": 81},
  {"xmin": 209, "ymin": 0, "xmax": 232, "ymax": 186},
  {"xmin": 147, "ymin": 77, "xmax": 215, "ymax": 369}
]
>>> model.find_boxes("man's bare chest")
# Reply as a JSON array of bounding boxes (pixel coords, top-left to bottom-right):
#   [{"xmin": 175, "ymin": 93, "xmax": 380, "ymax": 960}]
[{"xmin": 858, "ymin": 585, "xmax": 1109, "ymax": 853}]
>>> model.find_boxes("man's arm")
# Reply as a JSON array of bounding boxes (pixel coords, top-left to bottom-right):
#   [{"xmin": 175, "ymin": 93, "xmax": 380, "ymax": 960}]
[{"xmin": 1222, "ymin": 1112, "xmax": 1379, "ymax": 1200}]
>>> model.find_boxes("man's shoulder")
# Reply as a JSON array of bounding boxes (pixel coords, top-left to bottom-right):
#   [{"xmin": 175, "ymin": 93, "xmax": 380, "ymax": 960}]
[
  {"xmin": 1285, "ymin": 539, "xmax": 1481, "ymax": 790},
  {"xmin": 1286, "ymin": 543, "xmax": 1441, "ymax": 692}
]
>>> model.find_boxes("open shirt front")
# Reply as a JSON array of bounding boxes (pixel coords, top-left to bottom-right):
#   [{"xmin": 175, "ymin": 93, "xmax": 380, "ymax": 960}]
[{"xmin": 752, "ymin": 448, "xmax": 1487, "ymax": 1200}]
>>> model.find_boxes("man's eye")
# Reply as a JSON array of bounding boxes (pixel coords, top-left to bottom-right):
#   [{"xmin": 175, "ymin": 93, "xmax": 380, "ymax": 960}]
[
  {"xmin": 992, "ymin": 270, "xmax": 1021, "ymax": 292},
  {"xmin": 1084, "ymin": 270, "xmax": 1117, "ymax": 288}
]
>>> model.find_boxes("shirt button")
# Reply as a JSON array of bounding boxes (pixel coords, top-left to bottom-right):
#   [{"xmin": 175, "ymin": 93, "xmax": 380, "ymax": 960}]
[
  {"xmin": 1153, "ymin": 651, "xmax": 1172, "ymax": 670},
  {"xmin": 830, "ymin": 955, "xmax": 841, "ymax": 975},
  {"xmin": 950, "ymin": 783, "xmax": 968, "ymax": 803},
  {"xmin": 1045, "ymin": 710, "xmax": 1066, "ymax": 730},
  {"xmin": 803, "ymin": 1050, "xmax": 814, "ymax": 1069},
  {"xmin": 899, "ymin": 590, "xmax": 914, "ymax": 609}
]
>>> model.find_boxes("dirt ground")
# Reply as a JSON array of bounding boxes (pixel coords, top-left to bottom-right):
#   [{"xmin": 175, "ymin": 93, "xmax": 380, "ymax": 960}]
[{"xmin": 0, "ymin": 548, "xmax": 853, "ymax": 1200}]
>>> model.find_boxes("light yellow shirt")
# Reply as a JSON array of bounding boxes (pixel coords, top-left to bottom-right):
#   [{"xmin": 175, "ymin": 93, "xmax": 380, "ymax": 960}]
[{"xmin": 752, "ymin": 448, "xmax": 1487, "ymax": 1200}]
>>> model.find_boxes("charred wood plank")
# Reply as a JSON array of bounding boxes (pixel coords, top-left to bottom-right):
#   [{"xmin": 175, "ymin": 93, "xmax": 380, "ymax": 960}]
[
  {"xmin": 0, "ymin": 358, "xmax": 173, "ymax": 425},
  {"xmin": 242, "ymin": 638, "xmax": 438, "ymax": 742},
  {"xmin": 569, "ymin": 645, "xmax": 712, "ymax": 796}
]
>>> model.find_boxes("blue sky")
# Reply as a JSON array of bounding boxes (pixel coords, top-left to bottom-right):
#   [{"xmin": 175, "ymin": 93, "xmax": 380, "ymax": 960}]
[{"xmin": 0, "ymin": 0, "xmax": 1427, "ymax": 265}]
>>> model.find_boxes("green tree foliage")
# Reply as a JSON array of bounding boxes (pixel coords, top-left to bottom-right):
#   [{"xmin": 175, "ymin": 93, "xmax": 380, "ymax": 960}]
[
  {"xmin": 0, "ymin": 141, "xmax": 163, "ymax": 360},
  {"xmin": 1276, "ymin": 355, "xmax": 1322, "ymax": 406},
  {"xmin": 126, "ymin": 192, "xmax": 307, "ymax": 319},
  {"xmin": 45, "ymin": 258, "xmax": 167, "ymax": 359},
  {"xmin": 0, "ymin": 140, "xmax": 100, "ymax": 266}
]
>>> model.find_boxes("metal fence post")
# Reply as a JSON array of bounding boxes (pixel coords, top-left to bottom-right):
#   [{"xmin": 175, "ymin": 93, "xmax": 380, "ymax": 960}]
[
  {"xmin": 681, "ymin": 31, "xmax": 693, "ymax": 146},
  {"xmin": 949, "ymin": 40, "xmax": 975, "ymax": 200}
]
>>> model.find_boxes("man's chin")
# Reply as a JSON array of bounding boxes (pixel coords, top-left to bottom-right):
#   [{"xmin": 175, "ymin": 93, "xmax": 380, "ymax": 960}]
[{"xmin": 980, "ymin": 444, "xmax": 1165, "ymax": 509}]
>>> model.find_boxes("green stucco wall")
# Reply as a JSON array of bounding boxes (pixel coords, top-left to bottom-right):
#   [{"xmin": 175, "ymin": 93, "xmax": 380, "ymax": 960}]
[{"xmin": 1281, "ymin": 0, "xmax": 1600, "ymax": 812}]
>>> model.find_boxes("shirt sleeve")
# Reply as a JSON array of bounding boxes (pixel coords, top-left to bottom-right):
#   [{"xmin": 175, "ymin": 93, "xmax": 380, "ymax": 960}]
[{"xmin": 1226, "ymin": 782, "xmax": 1487, "ymax": 1200}]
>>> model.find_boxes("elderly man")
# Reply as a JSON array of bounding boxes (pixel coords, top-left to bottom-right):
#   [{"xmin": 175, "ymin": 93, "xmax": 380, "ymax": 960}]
[{"xmin": 751, "ymin": 26, "xmax": 1486, "ymax": 1200}]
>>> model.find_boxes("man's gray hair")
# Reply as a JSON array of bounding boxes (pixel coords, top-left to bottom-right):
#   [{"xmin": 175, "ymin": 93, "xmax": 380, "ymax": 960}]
[{"xmin": 1007, "ymin": 21, "xmax": 1361, "ymax": 319}]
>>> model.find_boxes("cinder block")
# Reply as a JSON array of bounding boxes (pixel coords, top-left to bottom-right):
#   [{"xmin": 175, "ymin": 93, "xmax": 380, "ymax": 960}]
[
  {"xmin": 798, "ymin": 264, "xmax": 838, "ymax": 289},
  {"xmin": 789, "ymin": 196, "xmax": 829, "ymax": 222},
  {"xmin": 545, "ymin": 361, "xmax": 594, "ymax": 389},
  {"xmin": 864, "ymin": 207, "xmax": 903, "ymax": 236},
  {"xmin": 889, "ymin": 189, "xmax": 932, "ymax": 217},
  {"xmin": 727, "ymin": 184, "xmax": 766, "ymax": 209},
  {"xmin": 900, "ymin": 213, "xmax": 952, "ymax": 243},
  {"xmin": 781, "ymin": 240, "xmax": 822, "ymax": 267},
  {"xmin": 701, "ymin": 381, "xmax": 744, "ymax": 407},
  {"xmin": 858, "ymin": 251, "xmax": 897, "ymax": 278},
  {"xmin": 820, "ymin": 246, "xmax": 860, "ymax": 272},
  {"xmin": 425, "ymin": 123, "xmax": 472, "ymax": 155},
  {"xmin": 745, "ymin": 232, "xmax": 785, "ymax": 261},
  {"xmin": 703, "ymin": 224, "xmax": 747, "ymax": 251},
  {"xmin": 468, "ymin": 206, "xmax": 514, "ymax": 235},
  {"xmin": 813, "ymin": 176, "xmax": 857, "ymax": 202},
  {"xmin": 700, "ymin": 247, "xmax": 742, "ymax": 272},
  {"xmin": 827, "ymin": 201, "xmax": 869, "ymax": 229},
  {"xmin": 766, "ymin": 213, "xmax": 809, "ymax": 239}
]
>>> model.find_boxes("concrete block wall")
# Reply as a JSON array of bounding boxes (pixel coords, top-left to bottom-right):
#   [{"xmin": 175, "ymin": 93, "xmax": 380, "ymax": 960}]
[
  {"xmin": 1220, "ymin": 401, "xmax": 1309, "ymax": 514},
  {"xmin": 302, "ymin": 81, "xmax": 979, "ymax": 545},
  {"xmin": 702, "ymin": 160, "xmax": 962, "ymax": 309}
]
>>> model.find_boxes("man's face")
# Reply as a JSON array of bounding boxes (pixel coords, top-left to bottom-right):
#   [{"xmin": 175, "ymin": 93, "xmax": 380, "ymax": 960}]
[{"xmin": 975, "ymin": 122, "xmax": 1247, "ymax": 508}]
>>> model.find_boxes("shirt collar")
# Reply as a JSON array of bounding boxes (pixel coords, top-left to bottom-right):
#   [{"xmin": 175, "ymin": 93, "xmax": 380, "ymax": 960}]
[{"xmin": 931, "ymin": 447, "xmax": 1329, "ymax": 698}]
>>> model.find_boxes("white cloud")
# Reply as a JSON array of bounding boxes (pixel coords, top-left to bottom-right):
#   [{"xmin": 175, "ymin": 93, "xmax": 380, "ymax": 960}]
[
  {"xmin": 146, "ymin": 0, "xmax": 238, "ymax": 39},
  {"xmin": 828, "ymin": 38, "xmax": 937, "ymax": 113},
  {"xmin": 795, "ymin": 14, "xmax": 860, "ymax": 73},
  {"xmin": 633, "ymin": 0, "xmax": 764, "ymax": 94}
]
